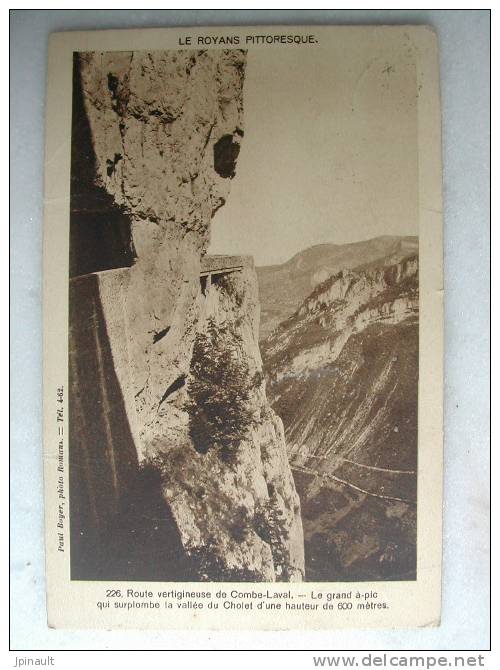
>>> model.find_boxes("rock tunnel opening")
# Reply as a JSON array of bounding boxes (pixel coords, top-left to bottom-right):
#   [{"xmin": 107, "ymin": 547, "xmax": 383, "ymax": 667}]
[
  {"xmin": 198, "ymin": 256, "xmax": 250, "ymax": 298},
  {"xmin": 211, "ymin": 271, "xmax": 227, "ymax": 287},
  {"xmin": 70, "ymin": 53, "xmax": 136, "ymax": 279}
]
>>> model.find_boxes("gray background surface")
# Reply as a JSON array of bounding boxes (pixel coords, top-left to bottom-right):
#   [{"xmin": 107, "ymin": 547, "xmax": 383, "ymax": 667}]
[{"xmin": 10, "ymin": 9, "xmax": 490, "ymax": 651}]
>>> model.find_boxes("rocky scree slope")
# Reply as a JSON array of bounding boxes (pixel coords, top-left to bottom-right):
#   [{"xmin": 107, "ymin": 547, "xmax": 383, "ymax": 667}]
[
  {"xmin": 70, "ymin": 49, "xmax": 304, "ymax": 581},
  {"xmin": 261, "ymin": 254, "xmax": 419, "ymax": 581}
]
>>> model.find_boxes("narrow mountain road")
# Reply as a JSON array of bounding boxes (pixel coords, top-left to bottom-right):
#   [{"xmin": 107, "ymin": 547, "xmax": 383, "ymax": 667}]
[
  {"xmin": 290, "ymin": 464, "xmax": 416, "ymax": 506},
  {"xmin": 307, "ymin": 453, "xmax": 415, "ymax": 474}
]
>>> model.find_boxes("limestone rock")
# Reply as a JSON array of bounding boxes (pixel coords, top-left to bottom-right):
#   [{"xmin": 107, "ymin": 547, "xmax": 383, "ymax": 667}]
[
  {"xmin": 70, "ymin": 49, "xmax": 304, "ymax": 581},
  {"xmin": 256, "ymin": 235, "xmax": 418, "ymax": 340}
]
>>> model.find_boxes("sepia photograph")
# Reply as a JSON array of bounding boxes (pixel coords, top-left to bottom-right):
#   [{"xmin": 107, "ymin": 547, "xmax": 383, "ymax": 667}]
[
  {"xmin": 40, "ymin": 24, "xmax": 444, "ymax": 629},
  {"xmin": 10, "ymin": 7, "xmax": 492, "ymax": 650},
  {"xmin": 68, "ymin": 40, "xmax": 419, "ymax": 584}
]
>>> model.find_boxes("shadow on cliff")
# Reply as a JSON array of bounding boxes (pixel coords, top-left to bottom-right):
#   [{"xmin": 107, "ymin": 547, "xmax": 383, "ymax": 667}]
[
  {"xmin": 70, "ymin": 53, "xmax": 136, "ymax": 278},
  {"xmin": 69, "ymin": 274, "xmax": 189, "ymax": 581}
]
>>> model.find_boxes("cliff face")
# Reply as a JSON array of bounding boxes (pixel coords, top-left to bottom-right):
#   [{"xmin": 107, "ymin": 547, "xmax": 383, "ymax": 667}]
[
  {"xmin": 152, "ymin": 266, "xmax": 303, "ymax": 581},
  {"xmin": 76, "ymin": 49, "xmax": 246, "ymax": 449},
  {"xmin": 264, "ymin": 255, "xmax": 418, "ymax": 397},
  {"xmin": 261, "ymin": 253, "xmax": 418, "ymax": 581},
  {"xmin": 69, "ymin": 49, "xmax": 304, "ymax": 581}
]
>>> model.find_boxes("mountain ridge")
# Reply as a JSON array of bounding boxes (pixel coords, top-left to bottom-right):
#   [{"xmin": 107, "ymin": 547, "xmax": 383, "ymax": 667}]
[
  {"xmin": 256, "ymin": 235, "xmax": 418, "ymax": 340},
  {"xmin": 260, "ymin": 249, "xmax": 419, "ymax": 581}
]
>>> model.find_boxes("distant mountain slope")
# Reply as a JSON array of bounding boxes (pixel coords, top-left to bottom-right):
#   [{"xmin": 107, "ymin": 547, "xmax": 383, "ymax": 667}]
[
  {"xmin": 256, "ymin": 236, "xmax": 418, "ymax": 340},
  {"xmin": 261, "ymin": 253, "xmax": 419, "ymax": 581}
]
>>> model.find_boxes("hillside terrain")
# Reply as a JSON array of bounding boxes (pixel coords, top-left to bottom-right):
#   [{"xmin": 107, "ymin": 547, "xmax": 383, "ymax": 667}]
[
  {"xmin": 261, "ymin": 244, "xmax": 419, "ymax": 581},
  {"xmin": 256, "ymin": 236, "xmax": 418, "ymax": 340}
]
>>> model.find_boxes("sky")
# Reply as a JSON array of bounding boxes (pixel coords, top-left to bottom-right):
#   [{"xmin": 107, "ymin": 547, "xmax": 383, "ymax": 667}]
[{"xmin": 209, "ymin": 30, "xmax": 419, "ymax": 267}]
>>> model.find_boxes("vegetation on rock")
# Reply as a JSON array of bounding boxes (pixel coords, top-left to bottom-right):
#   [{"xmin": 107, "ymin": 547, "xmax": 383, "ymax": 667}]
[{"xmin": 187, "ymin": 318, "xmax": 258, "ymax": 465}]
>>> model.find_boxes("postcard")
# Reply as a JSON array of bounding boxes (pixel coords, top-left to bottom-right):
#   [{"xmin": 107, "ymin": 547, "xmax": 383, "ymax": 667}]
[{"xmin": 43, "ymin": 25, "xmax": 443, "ymax": 629}]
